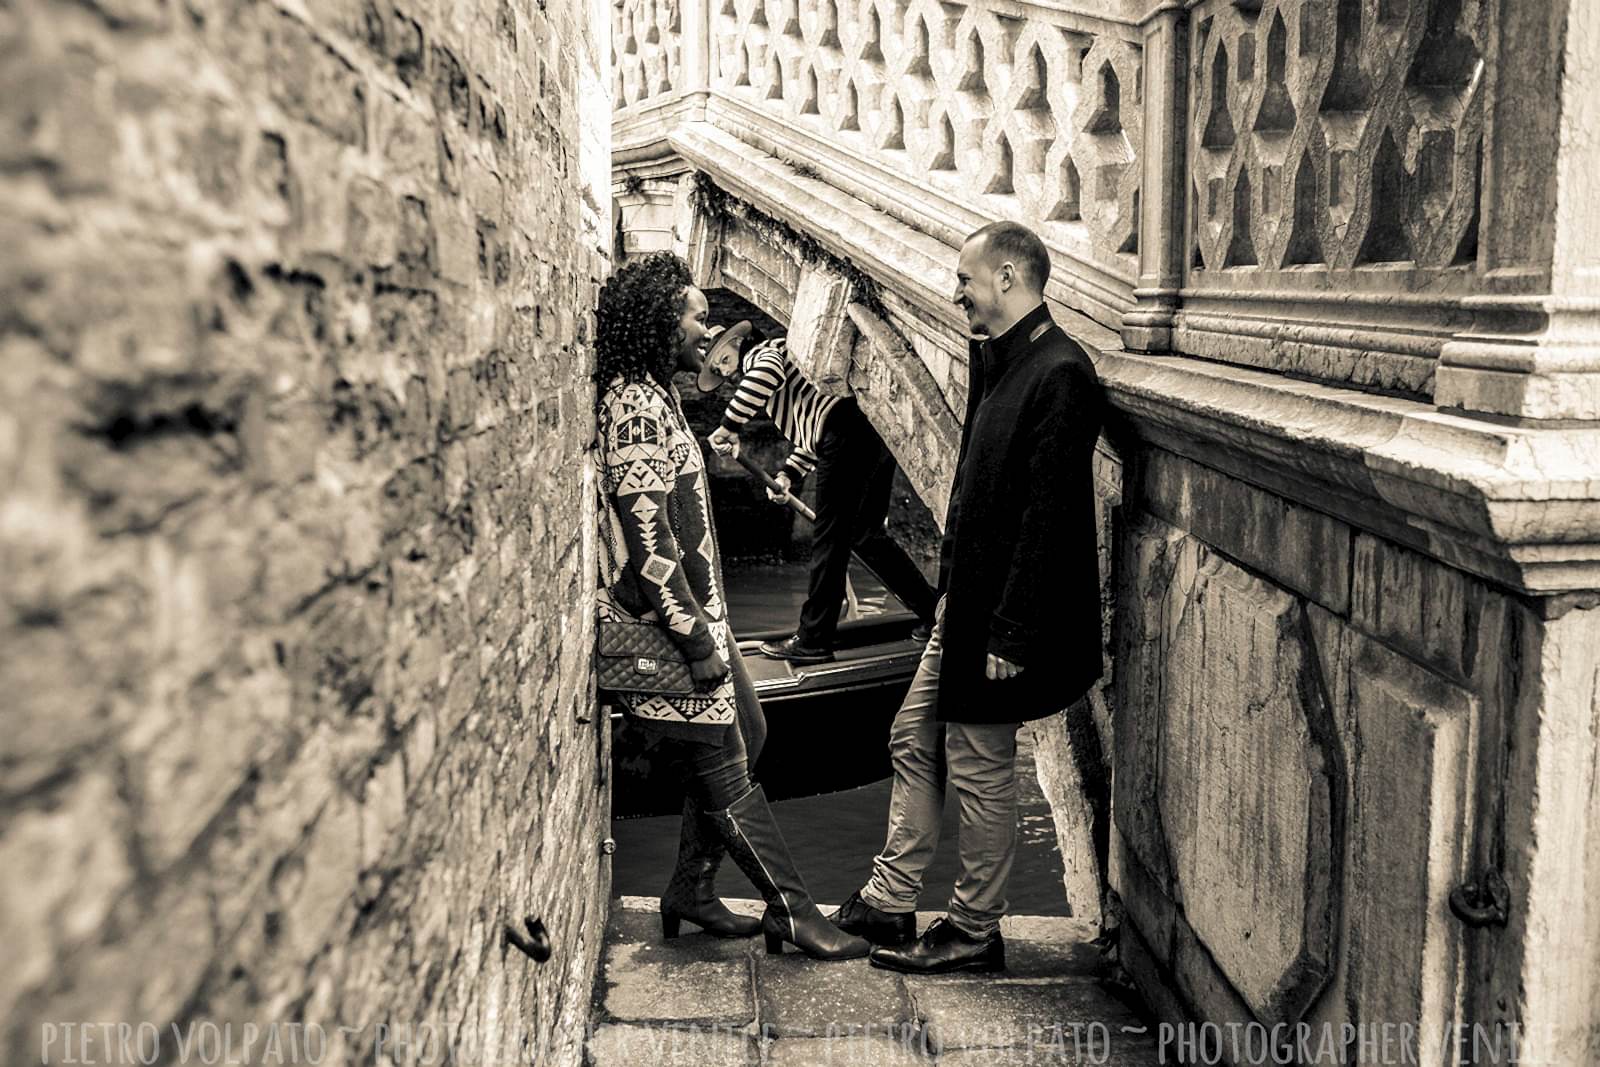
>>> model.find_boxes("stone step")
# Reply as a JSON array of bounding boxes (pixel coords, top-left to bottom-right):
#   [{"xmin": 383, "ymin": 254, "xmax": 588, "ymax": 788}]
[{"xmin": 589, "ymin": 897, "xmax": 1161, "ymax": 1066}]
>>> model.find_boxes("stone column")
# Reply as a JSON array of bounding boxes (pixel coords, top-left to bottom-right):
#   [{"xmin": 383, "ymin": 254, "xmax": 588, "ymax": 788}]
[
  {"xmin": 681, "ymin": 0, "xmax": 711, "ymax": 102},
  {"xmin": 1435, "ymin": 0, "xmax": 1600, "ymax": 421},
  {"xmin": 1121, "ymin": 2, "xmax": 1188, "ymax": 353},
  {"xmin": 1468, "ymin": 597, "xmax": 1600, "ymax": 1066}
]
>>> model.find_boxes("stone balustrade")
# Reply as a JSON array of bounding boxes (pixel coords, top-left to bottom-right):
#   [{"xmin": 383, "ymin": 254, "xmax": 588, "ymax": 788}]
[
  {"xmin": 1174, "ymin": 0, "xmax": 1486, "ymax": 395},
  {"xmin": 618, "ymin": 0, "xmax": 1147, "ymax": 325},
  {"xmin": 710, "ymin": 0, "xmax": 1143, "ymax": 299},
  {"xmin": 615, "ymin": 0, "xmax": 684, "ymax": 107},
  {"xmin": 617, "ymin": 0, "xmax": 1600, "ymax": 418}
]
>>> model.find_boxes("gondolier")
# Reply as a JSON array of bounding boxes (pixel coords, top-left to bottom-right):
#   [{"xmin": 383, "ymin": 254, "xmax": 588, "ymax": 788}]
[{"xmin": 699, "ymin": 325, "xmax": 936, "ymax": 664}]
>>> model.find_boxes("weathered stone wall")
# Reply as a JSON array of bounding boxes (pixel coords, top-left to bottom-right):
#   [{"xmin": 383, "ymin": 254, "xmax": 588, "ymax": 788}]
[
  {"xmin": 1, "ymin": 0, "xmax": 611, "ymax": 1063},
  {"xmin": 1111, "ymin": 448, "xmax": 1600, "ymax": 1064}
]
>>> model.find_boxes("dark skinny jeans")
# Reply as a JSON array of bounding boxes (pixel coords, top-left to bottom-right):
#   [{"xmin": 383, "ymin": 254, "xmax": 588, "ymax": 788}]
[{"xmin": 651, "ymin": 642, "xmax": 768, "ymax": 811}]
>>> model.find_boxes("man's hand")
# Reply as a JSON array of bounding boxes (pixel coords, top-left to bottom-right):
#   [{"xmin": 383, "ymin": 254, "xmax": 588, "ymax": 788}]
[
  {"xmin": 986, "ymin": 654, "xmax": 1023, "ymax": 681},
  {"xmin": 689, "ymin": 650, "xmax": 729, "ymax": 691},
  {"xmin": 708, "ymin": 426, "xmax": 741, "ymax": 458},
  {"xmin": 766, "ymin": 471, "xmax": 794, "ymax": 505}
]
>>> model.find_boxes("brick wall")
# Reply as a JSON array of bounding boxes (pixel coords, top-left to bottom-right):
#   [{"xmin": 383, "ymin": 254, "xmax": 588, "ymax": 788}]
[{"xmin": 0, "ymin": 0, "xmax": 610, "ymax": 1063}]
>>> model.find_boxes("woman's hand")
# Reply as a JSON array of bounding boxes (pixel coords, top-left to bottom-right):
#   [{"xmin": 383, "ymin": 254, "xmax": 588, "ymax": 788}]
[{"xmin": 689, "ymin": 650, "xmax": 730, "ymax": 691}]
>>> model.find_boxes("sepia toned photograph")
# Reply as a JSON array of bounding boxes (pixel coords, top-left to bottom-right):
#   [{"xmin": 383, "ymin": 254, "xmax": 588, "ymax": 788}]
[{"xmin": 2, "ymin": 0, "xmax": 1597, "ymax": 1063}]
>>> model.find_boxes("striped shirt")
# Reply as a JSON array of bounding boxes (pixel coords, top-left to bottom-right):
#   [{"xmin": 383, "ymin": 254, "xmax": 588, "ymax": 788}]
[{"xmin": 718, "ymin": 338, "xmax": 843, "ymax": 482}]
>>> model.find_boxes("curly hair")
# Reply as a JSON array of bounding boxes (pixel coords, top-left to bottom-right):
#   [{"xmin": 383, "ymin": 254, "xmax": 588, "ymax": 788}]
[{"xmin": 595, "ymin": 252, "xmax": 693, "ymax": 399}]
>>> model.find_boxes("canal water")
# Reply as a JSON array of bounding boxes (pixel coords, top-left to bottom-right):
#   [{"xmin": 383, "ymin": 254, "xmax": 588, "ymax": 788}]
[{"xmin": 610, "ymin": 561, "xmax": 1075, "ymax": 917}]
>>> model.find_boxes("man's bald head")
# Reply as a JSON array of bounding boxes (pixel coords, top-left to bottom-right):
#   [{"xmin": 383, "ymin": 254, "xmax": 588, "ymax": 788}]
[
  {"xmin": 966, "ymin": 221, "xmax": 1050, "ymax": 295},
  {"xmin": 953, "ymin": 221, "xmax": 1050, "ymax": 338}
]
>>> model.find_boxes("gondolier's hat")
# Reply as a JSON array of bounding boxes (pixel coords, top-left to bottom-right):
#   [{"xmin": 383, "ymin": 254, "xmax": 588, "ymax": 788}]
[{"xmin": 696, "ymin": 319, "xmax": 753, "ymax": 393}]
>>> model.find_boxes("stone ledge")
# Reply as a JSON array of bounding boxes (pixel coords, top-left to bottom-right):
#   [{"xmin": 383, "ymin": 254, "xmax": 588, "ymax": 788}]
[
  {"xmin": 1137, "ymin": 449, "xmax": 1354, "ymax": 613},
  {"xmin": 614, "ymin": 95, "xmax": 708, "ymax": 164},
  {"xmin": 1101, "ymin": 354, "xmax": 1600, "ymax": 594}
]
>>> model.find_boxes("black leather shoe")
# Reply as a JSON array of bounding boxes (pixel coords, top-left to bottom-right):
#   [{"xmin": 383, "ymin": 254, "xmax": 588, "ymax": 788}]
[
  {"xmin": 868, "ymin": 917, "xmax": 1005, "ymax": 975},
  {"xmin": 909, "ymin": 622, "xmax": 932, "ymax": 643},
  {"xmin": 828, "ymin": 890, "xmax": 916, "ymax": 947},
  {"xmin": 759, "ymin": 635, "xmax": 834, "ymax": 664}
]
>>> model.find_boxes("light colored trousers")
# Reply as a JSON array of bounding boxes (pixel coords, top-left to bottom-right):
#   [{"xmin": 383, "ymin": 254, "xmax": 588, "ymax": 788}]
[{"xmin": 860, "ymin": 598, "xmax": 1021, "ymax": 938}]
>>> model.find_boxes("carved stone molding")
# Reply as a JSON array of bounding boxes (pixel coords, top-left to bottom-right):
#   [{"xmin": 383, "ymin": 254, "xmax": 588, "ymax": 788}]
[
  {"xmin": 1437, "ymin": 295, "xmax": 1600, "ymax": 423},
  {"xmin": 787, "ymin": 266, "xmax": 856, "ymax": 395}
]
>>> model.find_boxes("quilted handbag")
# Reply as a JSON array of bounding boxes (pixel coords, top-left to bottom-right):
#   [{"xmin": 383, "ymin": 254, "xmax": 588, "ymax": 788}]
[{"xmin": 596, "ymin": 620, "xmax": 696, "ymax": 695}]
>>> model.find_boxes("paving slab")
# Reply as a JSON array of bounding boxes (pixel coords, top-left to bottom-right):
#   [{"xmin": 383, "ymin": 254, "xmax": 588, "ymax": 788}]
[
  {"xmin": 586, "ymin": 1022, "xmax": 757, "ymax": 1067},
  {"xmin": 910, "ymin": 977, "xmax": 1153, "ymax": 1058},
  {"xmin": 937, "ymin": 1036, "xmax": 1163, "ymax": 1067},
  {"xmin": 755, "ymin": 951, "xmax": 913, "ymax": 1037},
  {"xmin": 596, "ymin": 907, "xmax": 757, "ymax": 1025},
  {"xmin": 594, "ymin": 899, "xmax": 1157, "ymax": 1066},
  {"xmin": 763, "ymin": 1032, "xmax": 934, "ymax": 1066}
]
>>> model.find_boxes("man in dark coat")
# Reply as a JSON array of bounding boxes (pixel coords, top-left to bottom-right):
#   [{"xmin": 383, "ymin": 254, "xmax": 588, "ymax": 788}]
[{"xmin": 830, "ymin": 221, "xmax": 1105, "ymax": 973}]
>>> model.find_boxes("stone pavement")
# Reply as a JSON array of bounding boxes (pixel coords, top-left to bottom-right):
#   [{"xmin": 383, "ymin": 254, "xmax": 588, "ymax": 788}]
[{"xmin": 587, "ymin": 897, "xmax": 1163, "ymax": 1066}]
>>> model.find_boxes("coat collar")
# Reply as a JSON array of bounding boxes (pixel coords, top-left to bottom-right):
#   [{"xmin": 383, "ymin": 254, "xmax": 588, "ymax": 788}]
[{"xmin": 980, "ymin": 301, "xmax": 1053, "ymax": 382}]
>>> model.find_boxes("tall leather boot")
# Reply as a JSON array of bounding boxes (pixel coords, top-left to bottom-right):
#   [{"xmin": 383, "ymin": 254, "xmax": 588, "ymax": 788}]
[
  {"xmin": 708, "ymin": 785, "xmax": 870, "ymax": 960},
  {"xmin": 660, "ymin": 797, "xmax": 761, "ymax": 940}
]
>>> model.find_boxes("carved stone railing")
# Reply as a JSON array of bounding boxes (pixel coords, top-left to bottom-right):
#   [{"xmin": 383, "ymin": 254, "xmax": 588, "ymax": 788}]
[
  {"xmin": 614, "ymin": 0, "xmax": 684, "ymax": 108},
  {"xmin": 1167, "ymin": 0, "xmax": 1487, "ymax": 396},
  {"xmin": 1144, "ymin": 0, "xmax": 1600, "ymax": 417},
  {"xmin": 616, "ymin": 0, "xmax": 1600, "ymax": 420},
  {"xmin": 711, "ymin": 0, "xmax": 1143, "ymax": 311},
  {"xmin": 616, "ymin": 0, "xmax": 1149, "ymax": 325}
]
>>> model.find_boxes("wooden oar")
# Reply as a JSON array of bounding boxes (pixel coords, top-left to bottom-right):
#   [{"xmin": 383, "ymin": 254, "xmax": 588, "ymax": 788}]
[
  {"xmin": 732, "ymin": 450, "xmax": 817, "ymax": 523},
  {"xmin": 729, "ymin": 449, "xmax": 875, "ymax": 620}
]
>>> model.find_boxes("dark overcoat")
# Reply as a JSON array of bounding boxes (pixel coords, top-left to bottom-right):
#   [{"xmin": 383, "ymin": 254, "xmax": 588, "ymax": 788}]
[{"xmin": 935, "ymin": 302, "xmax": 1105, "ymax": 724}]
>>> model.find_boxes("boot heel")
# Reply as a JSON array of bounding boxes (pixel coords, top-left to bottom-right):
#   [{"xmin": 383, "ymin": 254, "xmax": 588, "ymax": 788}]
[
  {"xmin": 662, "ymin": 914, "xmax": 682, "ymax": 940},
  {"xmin": 764, "ymin": 930, "xmax": 785, "ymax": 955}
]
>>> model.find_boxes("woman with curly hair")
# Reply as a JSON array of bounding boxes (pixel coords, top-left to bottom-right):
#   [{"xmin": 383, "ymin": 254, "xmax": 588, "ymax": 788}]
[{"xmin": 593, "ymin": 252, "xmax": 867, "ymax": 961}]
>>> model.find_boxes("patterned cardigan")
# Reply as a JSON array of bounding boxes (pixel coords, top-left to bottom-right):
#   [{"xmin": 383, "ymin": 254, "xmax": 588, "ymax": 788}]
[{"xmin": 595, "ymin": 374, "xmax": 735, "ymax": 732}]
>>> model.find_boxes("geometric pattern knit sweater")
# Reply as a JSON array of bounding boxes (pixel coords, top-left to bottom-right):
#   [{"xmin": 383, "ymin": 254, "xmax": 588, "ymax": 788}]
[{"xmin": 595, "ymin": 374, "xmax": 736, "ymax": 733}]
